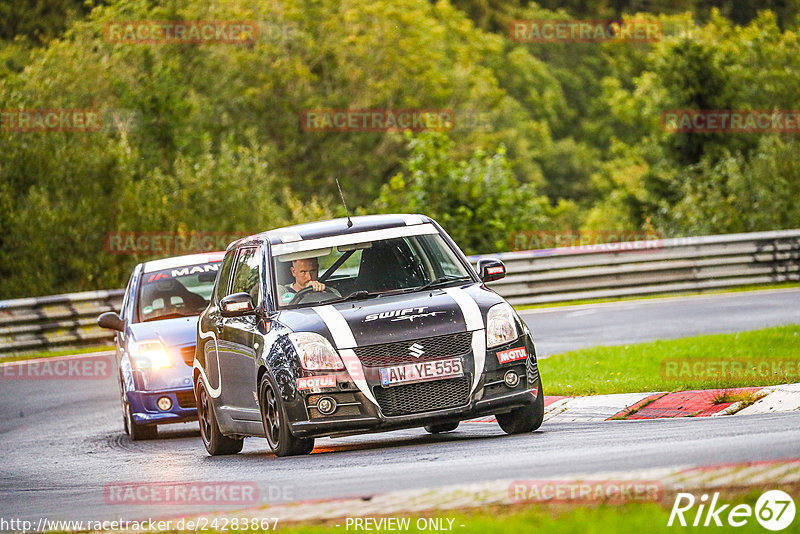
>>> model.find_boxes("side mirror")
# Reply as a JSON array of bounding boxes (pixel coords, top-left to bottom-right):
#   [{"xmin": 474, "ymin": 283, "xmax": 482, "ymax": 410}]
[
  {"xmin": 477, "ymin": 258, "xmax": 506, "ymax": 283},
  {"xmin": 97, "ymin": 311, "xmax": 124, "ymax": 332},
  {"xmin": 220, "ymin": 293, "xmax": 256, "ymax": 317}
]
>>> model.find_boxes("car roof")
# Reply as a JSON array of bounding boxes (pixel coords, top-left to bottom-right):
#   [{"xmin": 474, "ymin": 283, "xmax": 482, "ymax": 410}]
[
  {"xmin": 228, "ymin": 214, "xmax": 433, "ymax": 250},
  {"xmin": 142, "ymin": 251, "xmax": 226, "ymax": 273}
]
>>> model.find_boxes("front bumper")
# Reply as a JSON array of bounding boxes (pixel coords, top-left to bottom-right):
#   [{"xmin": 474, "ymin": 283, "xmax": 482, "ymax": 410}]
[
  {"xmin": 288, "ymin": 333, "xmax": 541, "ymax": 438},
  {"xmin": 290, "ymin": 383, "xmax": 539, "ymax": 438},
  {"xmin": 127, "ymin": 387, "xmax": 197, "ymax": 426}
]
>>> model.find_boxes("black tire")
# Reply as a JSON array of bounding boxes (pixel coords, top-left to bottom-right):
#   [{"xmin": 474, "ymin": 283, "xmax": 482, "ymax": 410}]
[
  {"xmin": 196, "ymin": 380, "xmax": 243, "ymax": 455},
  {"xmin": 259, "ymin": 372, "xmax": 315, "ymax": 457},
  {"xmin": 496, "ymin": 381, "xmax": 545, "ymax": 435},
  {"xmin": 424, "ymin": 422, "xmax": 459, "ymax": 434},
  {"xmin": 119, "ymin": 375, "xmax": 130, "ymax": 436},
  {"xmin": 125, "ymin": 401, "xmax": 158, "ymax": 440}
]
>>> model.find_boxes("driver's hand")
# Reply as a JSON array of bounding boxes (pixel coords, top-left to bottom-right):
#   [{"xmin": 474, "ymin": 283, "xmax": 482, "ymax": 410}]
[{"xmin": 307, "ymin": 280, "xmax": 326, "ymax": 292}]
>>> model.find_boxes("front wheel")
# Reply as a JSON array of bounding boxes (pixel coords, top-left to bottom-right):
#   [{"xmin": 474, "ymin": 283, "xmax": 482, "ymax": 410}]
[
  {"xmin": 424, "ymin": 422, "xmax": 459, "ymax": 434},
  {"xmin": 496, "ymin": 381, "xmax": 544, "ymax": 434},
  {"xmin": 125, "ymin": 401, "xmax": 158, "ymax": 441},
  {"xmin": 196, "ymin": 380, "xmax": 243, "ymax": 455},
  {"xmin": 259, "ymin": 373, "xmax": 314, "ymax": 457}
]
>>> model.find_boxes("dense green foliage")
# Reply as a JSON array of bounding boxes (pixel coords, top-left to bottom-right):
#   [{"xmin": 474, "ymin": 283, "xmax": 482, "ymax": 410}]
[{"xmin": 1, "ymin": 0, "xmax": 798, "ymax": 297}]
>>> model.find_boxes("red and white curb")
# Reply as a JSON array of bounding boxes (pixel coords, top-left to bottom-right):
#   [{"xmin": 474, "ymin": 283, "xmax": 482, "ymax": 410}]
[{"xmin": 465, "ymin": 383, "xmax": 800, "ymax": 424}]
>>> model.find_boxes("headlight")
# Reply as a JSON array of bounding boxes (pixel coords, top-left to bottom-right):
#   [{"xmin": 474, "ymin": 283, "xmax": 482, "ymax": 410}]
[
  {"xmin": 486, "ymin": 302, "xmax": 519, "ymax": 348},
  {"xmin": 131, "ymin": 340, "xmax": 171, "ymax": 370},
  {"xmin": 288, "ymin": 332, "xmax": 344, "ymax": 370}
]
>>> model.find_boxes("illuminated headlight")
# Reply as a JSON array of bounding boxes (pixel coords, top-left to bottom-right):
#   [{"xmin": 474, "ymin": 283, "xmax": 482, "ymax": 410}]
[
  {"xmin": 288, "ymin": 333, "xmax": 345, "ymax": 370},
  {"xmin": 486, "ymin": 302, "xmax": 519, "ymax": 348},
  {"xmin": 131, "ymin": 340, "xmax": 171, "ymax": 370}
]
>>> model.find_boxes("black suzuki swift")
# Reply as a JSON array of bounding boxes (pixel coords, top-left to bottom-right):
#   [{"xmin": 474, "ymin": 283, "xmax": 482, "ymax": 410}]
[{"xmin": 194, "ymin": 214, "xmax": 543, "ymax": 456}]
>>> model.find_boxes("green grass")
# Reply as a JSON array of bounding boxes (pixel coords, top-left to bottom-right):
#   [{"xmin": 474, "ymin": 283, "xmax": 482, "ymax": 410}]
[
  {"xmin": 0, "ymin": 345, "xmax": 111, "ymax": 363},
  {"xmin": 252, "ymin": 486, "xmax": 799, "ymax": 534},
  {"xmin": 515, "ymin": 282, "xmax": 800, "ymax": 311},
  {"xmin": 542, "ymin": 325, "xmax": 800, "ymax": 396}
]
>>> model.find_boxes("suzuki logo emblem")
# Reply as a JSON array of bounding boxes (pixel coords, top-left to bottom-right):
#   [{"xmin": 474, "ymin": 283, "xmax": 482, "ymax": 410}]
[{"xmin": 408, "ymin": 343, "xmax": 425, "ymax": 358}]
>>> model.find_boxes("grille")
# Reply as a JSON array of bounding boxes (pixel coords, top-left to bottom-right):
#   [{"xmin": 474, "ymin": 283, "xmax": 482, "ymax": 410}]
[
  {"xmin": 175, "ymin": 390, "xmax": 197, "ymax": 409},
  {"xmin": 373, "ymin": 376, "xmax": 470, "ymax": 416},
  {"xmin": 179, "ymin": 346, "xmax": 196, "ymax": 366},
  {"xmin": 354, "ymin": 332, "xmax": 472, "ymax": 367}
]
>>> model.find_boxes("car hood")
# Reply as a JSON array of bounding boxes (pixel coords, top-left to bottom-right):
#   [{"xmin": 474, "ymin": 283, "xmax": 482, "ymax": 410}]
[
  {"xmin": 276, "ymin": 284, "xmax": 502, "ymax": 347},
  {"xmin": 127, "ymin": 316, "xmax": 199, "ymax": 348}
]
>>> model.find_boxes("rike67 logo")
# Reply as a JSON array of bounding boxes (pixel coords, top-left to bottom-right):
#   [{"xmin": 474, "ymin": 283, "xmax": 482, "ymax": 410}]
[{"xmin": 668, "ymin": 490, "xmax": 796, "ymax": 530}]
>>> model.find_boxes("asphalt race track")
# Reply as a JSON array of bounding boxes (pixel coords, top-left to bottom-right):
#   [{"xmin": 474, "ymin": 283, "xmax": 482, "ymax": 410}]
[
  {"xmin": 1, "ymin": 289, "xmax": 799, "ymax": 523},
  {"xmin": 525, "ymin": 288, "xmax": 800, "ymax": 357}
]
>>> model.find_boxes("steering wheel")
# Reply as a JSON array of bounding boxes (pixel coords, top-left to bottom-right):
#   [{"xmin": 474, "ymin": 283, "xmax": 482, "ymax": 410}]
[{"xmin": 288, "ymin": 286, "xmax": 337, "ymax": 305}]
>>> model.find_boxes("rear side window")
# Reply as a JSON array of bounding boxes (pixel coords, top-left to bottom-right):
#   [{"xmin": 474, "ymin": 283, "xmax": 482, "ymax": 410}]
[
  {"xmin": 230, "ymin": 247, "xmax": 262, "ymax": 305},
  {"xmin": 214, "ymin": 249, "xmax": 237, "ymax": 302}
]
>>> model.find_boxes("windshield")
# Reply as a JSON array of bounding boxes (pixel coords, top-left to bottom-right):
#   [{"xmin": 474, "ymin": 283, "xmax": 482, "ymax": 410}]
[
  {"xmin": 136, "ymin": 261, "xmax": 221, "ymax": 322},
  {"xmin": 273, "ymin": 232, "xmax": 473, "ymax": 308}
]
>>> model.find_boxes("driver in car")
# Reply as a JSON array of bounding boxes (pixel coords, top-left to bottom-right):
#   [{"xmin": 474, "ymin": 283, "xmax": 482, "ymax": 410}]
[{"xmin": 278, "ymin": 257, "xmax": 341, "ymax": 304}]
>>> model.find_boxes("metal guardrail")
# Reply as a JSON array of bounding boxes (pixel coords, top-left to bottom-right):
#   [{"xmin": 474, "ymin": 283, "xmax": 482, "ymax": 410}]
[
  {"xmin": 1, "ymin": 229, "xmax": 798, "ymax": 354},
  {"xmin": 0, "ymin": 290, "xmax": 124, "ymax": 353},
  {"xmin": 475, "ymin": 229, "xmax": 800, "ymax": 306}
]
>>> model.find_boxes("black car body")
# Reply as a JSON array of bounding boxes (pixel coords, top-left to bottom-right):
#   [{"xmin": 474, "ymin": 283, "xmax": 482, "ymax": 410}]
[{"xmin": 194, "ymin": 214, "xmax": 543, "ymax": 456}]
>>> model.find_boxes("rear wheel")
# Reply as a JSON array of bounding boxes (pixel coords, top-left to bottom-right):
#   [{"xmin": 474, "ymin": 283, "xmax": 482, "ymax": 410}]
[
  {"xmin": 125, "ymin": 401, "xmax": 158, "ymax": 440},
  {"xmin": 259, "ymin": 373, "xmax": 314, "ymax": 457},
  {"xmin": 196, "ymin": 380, "xmax": 243, "ymax": 455},
  {"xmin": 424, "ymin": 422, "xmax": 459, "ymax": 434},
  {"xmin": 496, "ymin": 381, "xmax": 544, "ymax": 434}
]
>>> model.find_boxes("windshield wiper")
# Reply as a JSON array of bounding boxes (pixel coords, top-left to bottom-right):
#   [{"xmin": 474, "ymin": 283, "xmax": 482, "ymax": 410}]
[
  {"xmin": 324, "ymin": 290, "xmax": 375, "ymax": 305},
  {"xmin": 414, "ymin": 275, "xmax": 473, "ymax": 292}
]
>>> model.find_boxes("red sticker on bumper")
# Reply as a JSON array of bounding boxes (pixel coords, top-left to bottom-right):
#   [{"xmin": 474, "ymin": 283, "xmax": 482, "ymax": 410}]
[
  {"xmin": 497, "ymin": 347, "xmax": 528, "ymax": 364},
  {"xmin": 297, "ymin": 375, "xmax": 337, "ymax": 390}
]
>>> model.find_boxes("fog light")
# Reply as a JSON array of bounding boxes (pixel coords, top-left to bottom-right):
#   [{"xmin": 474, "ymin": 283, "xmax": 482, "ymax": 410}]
[
  {"xmin": 317, "ymin": 396, "xmax": 337, "ymax": 415},
  {"xmin": 157, "ymin": 396, "xmax": 172, "ymax": 411},
  {"xmin": 503, "ymin": 371, "xmax": 520, "ymax": 388}
]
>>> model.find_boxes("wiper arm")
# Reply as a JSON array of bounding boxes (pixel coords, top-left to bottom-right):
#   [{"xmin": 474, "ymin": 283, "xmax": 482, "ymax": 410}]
[
  {"xmin": 414, "ymin": 275, "xmax": 472, "ymax": 292},
  {"xmin": 324, "ymin": 290, "xmax": 374, "ymax": 304}
]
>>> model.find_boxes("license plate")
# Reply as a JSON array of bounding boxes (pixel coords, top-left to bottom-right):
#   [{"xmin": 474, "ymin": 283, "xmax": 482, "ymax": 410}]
[{"xmin": 379, "ymin": 358, "xmax": 463, "ymax": 387}]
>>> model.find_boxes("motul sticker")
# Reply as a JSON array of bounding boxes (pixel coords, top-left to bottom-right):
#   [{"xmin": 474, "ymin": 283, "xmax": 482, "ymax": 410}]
[
  {"xmin": 297, "ymin": 375, "xmax": 337, "ymax": 390},
  {"xmin": 497, "ymin": 347, "xmax": 527, "ymax": 364},
  {"xmin": 487, "ymin": 266, "xmax": 504, "ymax": 275}
]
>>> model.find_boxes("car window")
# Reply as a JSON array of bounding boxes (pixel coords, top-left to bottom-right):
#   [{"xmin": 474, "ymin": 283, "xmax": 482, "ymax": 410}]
[
  {"xmin": 214, "ymin": 249, "xmax": 237, "ymax": 302},
  {"xmin": 120, "ymin": 270, "xmax": 135, "ymax": 321},
  {"xmin": 272, "ymin": 232, "xmax": 472, "ymax": 309},
  {"xmin": 230, "ymin": 247, "xmax": 261, "ymax": 305},
  {"xmin": 136, "ymin": 261, "xmax": 221, "ymax": 322},
  {"xmin": 417, "ymin": 234, "xmax": 465, "ymax": 278},
  {"xmin": 318, "ymin": 248, "xmax": 363, "ymax": 279}
]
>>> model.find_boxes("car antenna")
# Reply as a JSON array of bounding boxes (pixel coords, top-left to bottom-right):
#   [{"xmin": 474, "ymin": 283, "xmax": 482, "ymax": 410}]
[{"xmin": 335, "ymin": 178, "xmax": 353, "ymax": 228}]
